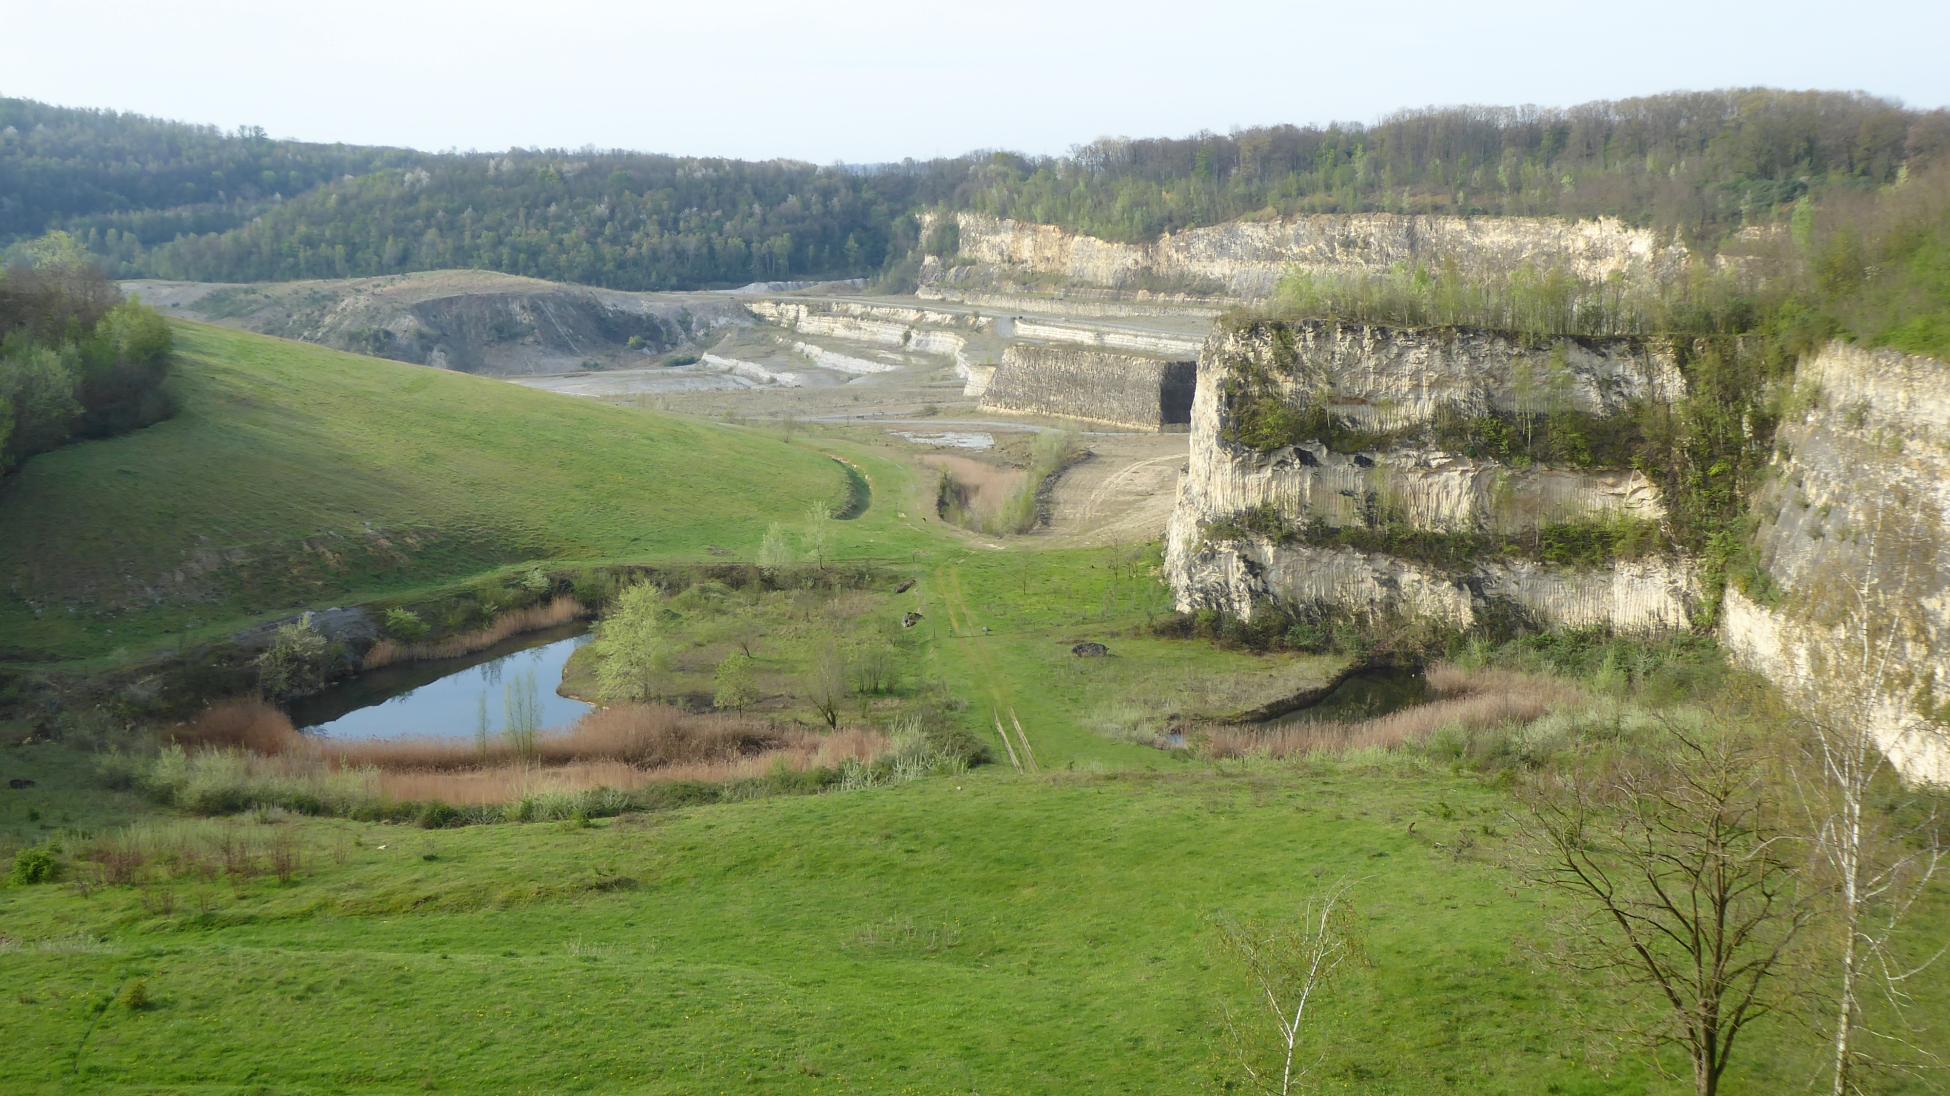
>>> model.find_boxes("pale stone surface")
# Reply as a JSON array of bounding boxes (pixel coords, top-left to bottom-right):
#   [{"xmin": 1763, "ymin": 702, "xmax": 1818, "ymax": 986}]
[
  {"xmin": 1164, "ymin": 527, "xmax": 1697, "ymax": 635},
  {"xmin": 980, "ymin": 346, "xmax": 1195, "ymax": 431},
  {"xmin": 1164, "ymin": 317, "xmax": 1698, "ymax": 637},
  {"xmin": 1723, "ymin": 343, "xmax": 1950, "ymax": 783},
  {"xmin": 945, "ymin": 211, "xmax": 1689, "ymax": 301},
  {"xmin": 1203, "ymin": 321, "xmax": 1685, "ymax": 431}
]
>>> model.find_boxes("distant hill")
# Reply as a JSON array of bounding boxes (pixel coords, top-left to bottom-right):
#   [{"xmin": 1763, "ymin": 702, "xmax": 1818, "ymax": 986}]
[
  {"xmin": 6, "ymin": 90, "xmax": 1947, "ymax": 291},
  {"xmin": 0, "ymin": 98, "xmax": 971, "ymax": 291},
  {"xmin": 0, "ymin": 321, "xmax": 848, "ymax": 662}
]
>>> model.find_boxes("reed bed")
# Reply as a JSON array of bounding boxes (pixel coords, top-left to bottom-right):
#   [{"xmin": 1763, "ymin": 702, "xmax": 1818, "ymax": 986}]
[
  {"xmin": 164, "ymin": 698, "xmax": 891, "ymax": 811},
  {"xmin": 375, "ymin": 731, "xmax": 886, "ymax": 806},
  {"xmin": 1202, "ymin": 664, "xmax": 1582, "ymax": 760},
  {"xmin": 362, "ymin": 596, "xmax": 585, "ymax": 670}
]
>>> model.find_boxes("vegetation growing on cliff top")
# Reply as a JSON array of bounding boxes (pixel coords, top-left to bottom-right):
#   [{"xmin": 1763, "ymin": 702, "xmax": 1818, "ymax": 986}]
[
  {"xmin": 12, "ymin": 89, "xmax": 1949, "ymax": 302},
  {"xmin": 960, "ymin": 89, "xmax": 1944, "ymax": 243}
]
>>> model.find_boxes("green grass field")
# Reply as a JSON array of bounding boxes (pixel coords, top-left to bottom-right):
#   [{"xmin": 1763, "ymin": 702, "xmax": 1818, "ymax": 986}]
[
  {"xmin": 0, "ymin": 322, "xmax": 848, "ymax": 664},
  {"xmin": 4, "ymin": 751, "xmax": 1943, "ymax": 1094},
  {"xmin": 3, "ymin": 325, "xmax": 1946, "ymax": 1094}
]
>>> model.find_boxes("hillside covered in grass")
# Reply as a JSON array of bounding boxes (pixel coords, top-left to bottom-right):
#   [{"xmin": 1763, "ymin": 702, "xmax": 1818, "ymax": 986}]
[{"xmin": 0, "ymin": 322, "xmax": 847, "ymax": 662}]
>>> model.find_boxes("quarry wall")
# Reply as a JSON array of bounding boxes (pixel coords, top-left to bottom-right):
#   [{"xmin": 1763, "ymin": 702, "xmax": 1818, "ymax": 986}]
[
  {"xmin": 1165, "ymin": 318, "xmax": 1699, "ymax": 636},
  {"xmin": 940, "ymin": 211, "xmax": 1690, "ymax": 301},
  {"xmin": 1720, "ymin": 343, "xmax": 1950, "ymax": 782},
  {"xmin": 980, "ymin": 345, "xmax": 1196, "ymax": 431}
]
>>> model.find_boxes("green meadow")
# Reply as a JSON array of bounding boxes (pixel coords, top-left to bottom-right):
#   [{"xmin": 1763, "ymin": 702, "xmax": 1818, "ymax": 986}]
[{"xmin": 1, "ymin": 325, "xmax": 1944, "ymax": 1095}]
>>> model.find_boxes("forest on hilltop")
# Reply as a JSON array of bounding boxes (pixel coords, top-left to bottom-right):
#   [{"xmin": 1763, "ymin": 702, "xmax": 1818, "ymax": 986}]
[{"xmin": 4, "ymin": 90, "xmax": 1948, "ymax": 292}]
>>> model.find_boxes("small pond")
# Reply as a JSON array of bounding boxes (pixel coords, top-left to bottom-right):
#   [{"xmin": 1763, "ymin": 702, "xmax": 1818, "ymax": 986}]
[
  {"xmin": 1256, "ymin": 662, "xmax": 1432, "ymax": 729},
  {"xmin": 287, "ymin": 624, "xmax": 594, "ymax": 741}
]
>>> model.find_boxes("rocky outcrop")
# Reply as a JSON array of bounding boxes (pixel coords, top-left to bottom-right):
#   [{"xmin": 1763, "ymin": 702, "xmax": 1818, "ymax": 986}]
[
  {"xmin": 697, "ymin": 353, "xmax": 803, "ymax": 387},
  {"xmin": 788, "ymin": 341, "xmax": 900, "ymax": 375},
  {"xmin": 746, "ymin": 298, "xmax": 989, "ymax": 347},
  {"xmin": 1012, "ymin": 318, "xmax": 1206, "ymax": 359},
  {"xmin": 1206, "ymin": 320, "xmax": 1683, "ymax": 431},
  {"xmin": 916, "ymin": 287, "xmax": 1228, "ymax": 321},
  {"xmin": 745, "ymin": 296, "xmax": 995, "ymax": 390},
  {"xmin": 935, "ymin": 211, "xmax": 1690, "ymax": 301},
  {"xmin": 1166, "ymin": 317, "xmax": 1697, "ymax": 636},
  {"xmin": 1184, "ymin": 440, "xmax": 1664, "ymax": 534},
  {"xmin": 981, "ymin": 346, "xmax": 1195, "ymax": 431},
  {"xmin": 1722, "ymin": 343, "xmax": 1950, "ymax": 783},
  {"xmin": 134, "ymin": 272, "xmax": 749, "ymax": 375},
  {"xmin": 1168, "ymin": 526, "xmax": 1696, "ymax": 633}
]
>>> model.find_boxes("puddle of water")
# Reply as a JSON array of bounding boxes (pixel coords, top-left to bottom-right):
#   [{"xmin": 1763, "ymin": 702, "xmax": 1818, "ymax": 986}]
[
  {"xmin": 1258, "ymin": 663, "xmax": 1431, "ymax": 729},
  {"xmin": 893, "ymin": 430, "xmax": 995, "ymax": 450},
  {"xmin": 287, "ymin": 625, "xmax": 594, "ymax": 741}
]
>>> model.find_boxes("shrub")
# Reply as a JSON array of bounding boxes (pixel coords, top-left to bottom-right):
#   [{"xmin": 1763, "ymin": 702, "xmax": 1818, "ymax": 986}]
[
  {"xmin": 850, "ymin": 639, "xmax": 900, "ymax": 696},
  {"xmin": 254, "ymin": 615, "xmax": 329, "ymax": 700},
  {"xmin": 9, "ymin": 844, "xmax": 60, "ymax": 885},
  {"xmin": 591, "ymin": 581, "xmax": 666, "ymax": 702},
  {"xmin": 119, "ymin": 980, "xmax": 152, "ymax": 1011},
  {"xmin": 383, "ymin": 608, "xmax": 429, "ymax": 642},
  {"xmin": 712, "ymin": 652, "xmax": 759, "ymax": 710}
]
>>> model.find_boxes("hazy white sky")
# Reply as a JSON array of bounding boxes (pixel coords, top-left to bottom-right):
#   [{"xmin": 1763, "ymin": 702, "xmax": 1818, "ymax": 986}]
[{"xmin": 5, "ymin": 0, "xmax": 1947, "ymax": 162}]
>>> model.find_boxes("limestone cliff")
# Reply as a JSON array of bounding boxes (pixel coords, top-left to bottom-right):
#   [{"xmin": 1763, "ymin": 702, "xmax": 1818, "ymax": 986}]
[
  {"xmin": 1721, "ymin": 344, "xmax": 1950, "ymax": 782},
  {"xmin": 745, "ymin": 297, "xmax": 994, "ymax": 392},
  {"xmin": 981, "ymin": 346, "xmax": 1195, "ymax": 432},
  {"xmin": 930, "ymin": 211, "xmax": 1689, "ymax": 302},
  {"xmin": 1165, "ymin": 318, "xmax": 1699, "ymax": 635}
]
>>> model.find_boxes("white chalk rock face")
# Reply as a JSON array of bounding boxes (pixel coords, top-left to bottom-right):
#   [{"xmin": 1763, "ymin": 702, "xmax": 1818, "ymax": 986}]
[
  {"xmin": 946, "ymin": 211, "xmax": 1689, "ymax": 301},
  {"xmin": 1720, "ymin": 343, "xmax": 1950, "ymax": 784},
  {"xmin": 1164, "ymin": 318, "xmax": 1700, "ymax": 637}
]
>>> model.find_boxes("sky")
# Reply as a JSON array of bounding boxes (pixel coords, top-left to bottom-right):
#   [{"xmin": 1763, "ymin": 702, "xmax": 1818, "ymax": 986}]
[{"xmin": 5, "ymin": 0, "xmax": 1948, "ymax": 163}]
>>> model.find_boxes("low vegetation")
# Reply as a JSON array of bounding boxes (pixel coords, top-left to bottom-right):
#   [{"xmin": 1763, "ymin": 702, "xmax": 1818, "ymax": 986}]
[
  {"xmin": 935, "ymin": 430, "xmax": 1079, "ymax": 536},
  {"xmin": 0, "ymin": 322, "xmax": 848, "ymax": 662},
  {"xmin": 1, "ymin": 235, "xmax": 172, "ymax": 474}
]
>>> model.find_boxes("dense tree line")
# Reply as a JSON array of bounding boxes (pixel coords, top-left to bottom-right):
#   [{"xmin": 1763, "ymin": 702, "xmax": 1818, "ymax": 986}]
[
  {"xmin": 0, "ymin": 234, "xmax": 173, "ymax": 474},
  {"xmin": 0, "ymin": 98, "xmax": 416, "ymax": 247},
  {"xmin": 0, "ymin": 98, "xmax": 973, "ymax": 291},
  {"xmin": 135, "ymin": 154, "xmax": 971, "ymax": 290},
  {"xmin": 5, "ymin": 90, "xmax": 1948, "ymax": 294},
  {"xmin": 955, "ymin": 90, "xmax": 1950, "ymax": 244}
]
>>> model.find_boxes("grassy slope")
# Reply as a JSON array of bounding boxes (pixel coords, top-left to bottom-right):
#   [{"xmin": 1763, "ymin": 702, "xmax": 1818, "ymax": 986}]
[
  {"xmin": 5, "ymin": 763, "xmax": 1942, "ymax": 1094},
  {"xmin": 0, "ymin": 322, "xmax": 846, "ymax": 663},
  {"xmin": 7, "ymin": 328, "xmax": 1942, "ymax": 1093}
]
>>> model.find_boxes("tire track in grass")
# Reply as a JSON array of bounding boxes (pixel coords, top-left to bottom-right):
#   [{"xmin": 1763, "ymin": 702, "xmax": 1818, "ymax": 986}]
[{"xmin": 934, "ymin": 562, "xmax": 1038, "ymax": 772}]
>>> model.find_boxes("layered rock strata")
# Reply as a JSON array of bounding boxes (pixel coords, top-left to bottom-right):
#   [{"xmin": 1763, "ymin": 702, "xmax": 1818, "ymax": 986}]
[
  {"xmin": 980, "ymin": 346, "xmax": 1196, "ymax": 432},
  {"xmin": 1166, "ymin": 319, "xmax": 1698, "ymax": 635},
  {"xmin": 1721, "ymin": 344, "xmax": 1950, "ymax": 783}
]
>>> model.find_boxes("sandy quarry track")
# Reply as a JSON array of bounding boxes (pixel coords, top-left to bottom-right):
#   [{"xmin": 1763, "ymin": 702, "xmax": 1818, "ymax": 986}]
[{"xmin": 1035, "ymin": 433, "xmax": 1188, "ymax": 546}]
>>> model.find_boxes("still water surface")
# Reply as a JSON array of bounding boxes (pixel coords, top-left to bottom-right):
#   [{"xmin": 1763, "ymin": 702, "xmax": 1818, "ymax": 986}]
[{"xmin": 287, "ymin": 625, "xmax": 593, "ymax": 741}]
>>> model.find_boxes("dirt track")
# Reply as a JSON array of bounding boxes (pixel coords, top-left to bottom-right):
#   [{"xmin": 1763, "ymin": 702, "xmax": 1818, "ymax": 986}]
[{"xmin": 1035, "ymin": 434, "xmax": 1187, "ymax": 546}]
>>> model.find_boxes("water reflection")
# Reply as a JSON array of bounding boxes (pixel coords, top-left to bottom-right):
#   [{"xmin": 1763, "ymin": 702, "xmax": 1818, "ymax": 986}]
[{"xmin": 287, "ymin": 625, "xmax": 594, "ymax": 741}]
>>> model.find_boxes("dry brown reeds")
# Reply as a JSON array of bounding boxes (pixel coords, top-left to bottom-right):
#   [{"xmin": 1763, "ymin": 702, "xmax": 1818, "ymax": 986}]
[
  {"xmin": 1202, "ymin": 664, "xmax": 1582, "ymax": 759},
  {"xmin": 167, "ymin": 698, "xmax": 889, "ymax": 807},
  {"xmin": 374, "ymin": 730, "xmax": 886, "ymax": 805},
  {"xmin": 362, "ymin": 596, "xmax": 585, "ymax": 670},
  {"xmin": 167, "ymin": 699, "xmax": 301, "ymax": 753}
]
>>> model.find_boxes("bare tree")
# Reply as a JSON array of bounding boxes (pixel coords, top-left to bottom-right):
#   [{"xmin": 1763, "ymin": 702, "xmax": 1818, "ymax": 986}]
[
  {"xmin": 1517, "ymin": 729, "xmax": 1809, "ymax": 1096},
  {"xmin": 1790, "ymin": 500, "xmax": 1948, "ymax": 1094},
  {"xmin": 1213, "ymin": 881, "xmax": 1360, "ymax": 1096}
]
